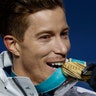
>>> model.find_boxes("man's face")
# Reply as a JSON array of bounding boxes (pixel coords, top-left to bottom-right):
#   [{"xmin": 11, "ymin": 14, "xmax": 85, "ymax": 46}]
[{"xmin": 17, "ymin": 7, "xmax": 70, "ymax": 84}]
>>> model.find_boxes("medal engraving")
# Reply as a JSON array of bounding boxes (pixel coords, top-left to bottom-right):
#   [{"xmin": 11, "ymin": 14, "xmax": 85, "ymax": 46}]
[{"xmin": 62, "ymin": 62, "xmax": 91, "ymax": 81}]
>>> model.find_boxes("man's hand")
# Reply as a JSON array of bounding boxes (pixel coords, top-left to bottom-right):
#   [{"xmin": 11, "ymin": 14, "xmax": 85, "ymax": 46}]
[{"xmin": 82, "ymin": 63, "xmax": 96, "ymax": 92}]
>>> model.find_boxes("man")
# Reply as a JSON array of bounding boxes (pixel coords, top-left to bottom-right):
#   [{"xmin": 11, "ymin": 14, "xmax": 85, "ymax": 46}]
[{"xmin": 0, "ymin": 0, "xmax": 96, "ymax": 96}]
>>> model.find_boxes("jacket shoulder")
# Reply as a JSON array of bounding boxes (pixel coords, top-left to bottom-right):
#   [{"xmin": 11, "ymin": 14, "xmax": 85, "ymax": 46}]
[{"xmin": 0, "ymin": 51, "xmax": 12, "ymax": 68}]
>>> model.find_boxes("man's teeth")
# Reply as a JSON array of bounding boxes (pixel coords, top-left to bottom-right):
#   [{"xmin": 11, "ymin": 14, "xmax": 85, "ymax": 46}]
[
  {"xmin": 47, "ymin": 62, "xmax": 64, "ymax": 68},
  {"xmin": 52, "ymin": 63, "xmax": 63, "ymax": 67}
]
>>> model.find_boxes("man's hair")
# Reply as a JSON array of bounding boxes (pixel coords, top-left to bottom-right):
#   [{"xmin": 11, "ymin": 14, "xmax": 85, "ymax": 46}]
[{"xmin": 0, "ymin": 0, "xmax": 64, "ymax": 41}]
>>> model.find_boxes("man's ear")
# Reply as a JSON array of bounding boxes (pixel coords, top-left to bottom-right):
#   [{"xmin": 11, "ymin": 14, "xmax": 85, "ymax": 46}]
[{"xmin": 4, "ymin": 35, "xmax": 20, "ymax": 56}]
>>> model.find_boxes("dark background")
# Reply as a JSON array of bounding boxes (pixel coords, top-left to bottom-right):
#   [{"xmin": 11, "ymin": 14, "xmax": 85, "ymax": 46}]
[
  {"xmin": 64, "ymin": 0, "xmax": 96, "ymax": 63},
  {"xmin": 0, "ymin": 0, "xmax": 96, "ymax": 90}
]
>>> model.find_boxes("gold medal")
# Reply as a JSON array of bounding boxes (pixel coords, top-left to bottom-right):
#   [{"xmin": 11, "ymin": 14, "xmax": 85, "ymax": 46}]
[{"xmin": 62, "ymin": 61, "xmax": 91, "ymax": 81}]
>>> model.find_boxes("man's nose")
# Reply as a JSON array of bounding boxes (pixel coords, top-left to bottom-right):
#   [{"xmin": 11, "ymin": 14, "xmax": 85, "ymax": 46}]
[{"xmin": 52, "ymin": 39, "xmax": 69, "ymax": 55}]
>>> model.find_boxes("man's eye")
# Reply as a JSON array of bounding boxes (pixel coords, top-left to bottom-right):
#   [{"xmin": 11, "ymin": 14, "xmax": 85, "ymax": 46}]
[
  {"xmin": 39, "ymin": 35, "xmax": 51, "ymax": 42},
  {"xmin": 40, "ymin": 35, "xmax": 50, "ymax": 39},
  {"xmin": 61, "ymin": 32, "xmax": 69, "ymax": 38}
]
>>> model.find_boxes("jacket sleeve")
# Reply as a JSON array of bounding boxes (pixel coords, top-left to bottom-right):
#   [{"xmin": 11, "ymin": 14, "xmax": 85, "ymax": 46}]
[{"xmin": 64, "ymin": 86, "xmax": 96, "ymax": 96}]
